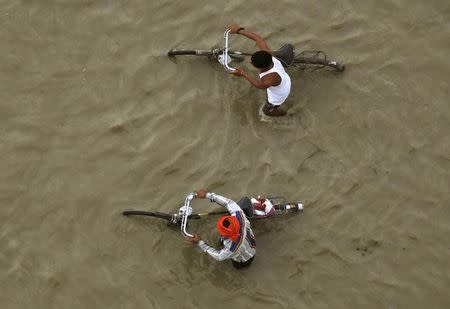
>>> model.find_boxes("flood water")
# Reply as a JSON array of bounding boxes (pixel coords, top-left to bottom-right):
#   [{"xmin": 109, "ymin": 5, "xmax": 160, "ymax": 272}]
[{"xmin": 1, "ymin": 1, "xmax": 450, "ymax": 308}]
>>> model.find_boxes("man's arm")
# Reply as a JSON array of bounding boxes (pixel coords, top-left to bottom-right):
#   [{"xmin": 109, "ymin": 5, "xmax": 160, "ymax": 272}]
[
  {"xmin": 228, "ymin": 24, "xmax": 281, "ymax": 89},
  {"xmin": 198, "ymin": 239, "xmax": 234, "ymax": 261},
  {"xmin": 189, "ymin": 234, "xmax": 234, "ymax": 261},
  {"xmin": 229, "ymin": 23, "xmax": 271, "ymax": 53},
  {"xmin": 237, "ymin": 70, "xmax": 281, "ymax": 89},
  {"xmin": 195, "ymin": 189, "xmax": 241, "ymax": 214}
]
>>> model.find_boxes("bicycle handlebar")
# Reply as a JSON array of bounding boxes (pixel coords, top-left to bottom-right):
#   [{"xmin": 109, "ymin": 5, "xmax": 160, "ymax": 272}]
[
  {"xmin": 222, "ymin": 29, "xmax": 236, "ymax": 72},
  {"xmin": 180, "ymin": 192, "xmax": 195, "ymax": 238}
]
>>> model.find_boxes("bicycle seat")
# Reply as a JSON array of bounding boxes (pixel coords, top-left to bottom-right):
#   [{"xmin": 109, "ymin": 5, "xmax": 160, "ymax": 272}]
[
  {"xmin": 273, "ymin": 44, "xmax": 294, "ymax": 66},
  {"xmin": 237, "ymin": 197, "xmax": 254, "ymax": 218}
]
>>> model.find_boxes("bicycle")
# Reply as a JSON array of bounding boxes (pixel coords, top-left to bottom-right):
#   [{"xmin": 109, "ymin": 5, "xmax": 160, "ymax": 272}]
[
  {"xmin": 168, "ymin": 29, "xmax": 345, "ymax": 73},
  {"xmin": 123, "ymin": 193, "xmax": 304, "ymax": 238}
]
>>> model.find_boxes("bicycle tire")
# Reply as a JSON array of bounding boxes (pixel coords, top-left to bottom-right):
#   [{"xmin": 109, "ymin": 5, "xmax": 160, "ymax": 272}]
[
  {"xmin": 122, "ymin": 210, "xmax": 206, "ymax": 222},
  {"xmin": 168, "ymin": 49, "xmax": 251, "ymax": 57},
  {"xmin": 272, "ymin": 203, "xmax": 304, "ymax": 215},
  {"xmin": 122, "ymin": 210, "xmax": 173, "ymax": 221},
  {"xmin": 273, "ymin": 203, "xmax": 300, "ymax": 210},
  {"xmin": 293, "ymin": 56, "xmax": 345, "ymax": 72},
  {"xmin": 167, "ymin": 50, "xmax": 213, "ymax": 57}
]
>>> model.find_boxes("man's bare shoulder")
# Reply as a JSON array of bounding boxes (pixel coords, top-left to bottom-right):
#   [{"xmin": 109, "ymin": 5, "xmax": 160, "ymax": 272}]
[{"xmin": 261, "ymin": 72, "xmax": 281, "ymax": 87}]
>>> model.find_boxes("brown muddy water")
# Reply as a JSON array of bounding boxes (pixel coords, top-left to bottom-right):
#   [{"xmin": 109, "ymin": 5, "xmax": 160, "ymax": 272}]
[{"xmin": 1, "ymin": 1, "xmax": 450, "ymax": 308}]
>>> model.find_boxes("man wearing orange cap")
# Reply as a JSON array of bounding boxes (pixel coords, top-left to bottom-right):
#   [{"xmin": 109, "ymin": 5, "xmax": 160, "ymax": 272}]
[{"xmin": 189, "ymin": 189, "xmax": 256, "ymax": 269}]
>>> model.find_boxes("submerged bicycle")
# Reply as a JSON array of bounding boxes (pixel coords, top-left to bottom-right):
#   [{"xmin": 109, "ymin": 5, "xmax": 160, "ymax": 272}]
[
  {"xmin": 168, "ymin": 29, "xmax": 345, "ymax": 73},
  {"xmin": 123, "ymin": 193, "xmax": 304, "ymax": 238}
]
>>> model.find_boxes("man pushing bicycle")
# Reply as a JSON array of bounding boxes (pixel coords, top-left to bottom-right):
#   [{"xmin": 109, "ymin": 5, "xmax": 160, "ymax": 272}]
[
  {"xmin": 188, "ymin": 189, "xmax": 256, "ymax": 269},
  {"xmin": 228, "ymin": 23, "xmax": 292, "ymax": 117}
]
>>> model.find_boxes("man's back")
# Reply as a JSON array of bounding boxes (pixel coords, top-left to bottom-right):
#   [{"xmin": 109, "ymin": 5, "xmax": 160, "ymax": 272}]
[{"xmin": 191, "ymin": 191, "xmax": 256, "ymax": 268}]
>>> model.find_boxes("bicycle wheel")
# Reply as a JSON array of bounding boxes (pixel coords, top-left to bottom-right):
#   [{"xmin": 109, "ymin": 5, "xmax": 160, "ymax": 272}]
[
  {"xmin": 122, "ymin": 209, "xmax": 206, "ymax": 224},
  {"xmin": 271, "ymin": 203, "xmax": 304, "ymax": 216},
  {"xmin": 167, "ymin": 49, "xmax": 250, "ymax": 61},
  {"xmin": 122, "ymin": 210, "xmax": 173, "ymax": 222},
  {"xmin": 293, "ymin": 56, "xmax": 345, "ymax": 72},
  {"xmin": 167, "ymin": 49, "xmax": 214, "ymax": 57}
]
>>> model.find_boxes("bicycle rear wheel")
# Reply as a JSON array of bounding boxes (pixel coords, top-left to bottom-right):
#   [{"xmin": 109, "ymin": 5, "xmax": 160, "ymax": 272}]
[
  {"xmin": 293, "ymin": 56, "xmax": 345, "ymax": 72},
  {"xmin": 271, "ymin": 203, "xmax": 304, "ymax": 216}
]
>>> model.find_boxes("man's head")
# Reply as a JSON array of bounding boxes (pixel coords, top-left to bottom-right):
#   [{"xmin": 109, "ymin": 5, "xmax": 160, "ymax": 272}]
[
  {"xmin": 251, "ymin": 50, "xmax": 273, "ymax": 69},
  {"xmin": 216, "ymin": 215, "xmax": 240, "ymax": 241}
]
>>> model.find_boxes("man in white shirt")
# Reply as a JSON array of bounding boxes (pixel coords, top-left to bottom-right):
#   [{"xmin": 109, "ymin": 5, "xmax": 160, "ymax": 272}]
[{"xmin": 229, "ymin": 23, "xmax": 292, "ymax": 116}]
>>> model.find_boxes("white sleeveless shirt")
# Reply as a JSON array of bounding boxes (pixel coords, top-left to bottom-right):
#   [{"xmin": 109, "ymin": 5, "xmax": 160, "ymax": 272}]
[{"xmin": 259, "ymin": 57, "xmax": 291, "ymax": 105}]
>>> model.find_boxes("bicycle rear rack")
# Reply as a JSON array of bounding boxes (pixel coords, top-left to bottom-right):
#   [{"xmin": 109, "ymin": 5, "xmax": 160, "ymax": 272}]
[{"xmin": 294, "ymin": 50, "xmax": 328, "ymax": 71}]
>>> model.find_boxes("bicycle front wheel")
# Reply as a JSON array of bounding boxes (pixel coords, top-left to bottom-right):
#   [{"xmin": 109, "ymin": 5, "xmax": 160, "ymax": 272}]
[
  {"xmin": 122, "ymin": 210, "xmax": 173, "ymax": 222},
  {"xmin": 167, "ymin": 49, "xmax": 214, "ymax": 57}
]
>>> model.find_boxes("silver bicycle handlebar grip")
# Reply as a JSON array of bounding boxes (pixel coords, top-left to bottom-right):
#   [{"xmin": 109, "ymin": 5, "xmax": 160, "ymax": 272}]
[{"xmin": 223, "ymin": 29, "xmax": 236, "ymax": 72}]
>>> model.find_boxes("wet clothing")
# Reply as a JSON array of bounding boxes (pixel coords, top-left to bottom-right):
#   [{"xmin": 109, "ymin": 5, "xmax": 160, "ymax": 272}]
[
  {"xmin": 259, "ymin": 57, "xmax": 291, "ymax": 105},
  {"xmin": 198, "ymin": 192, "xmax": 256, "ymax": 264},
  {"xmin": 266, "ymin": 102, "xmax": 281, "ymax": 109},
  {"xmin": 232, "ymin": 256, "xmax": 254, "ymax": 269},
  {"xmin": 264, "ymin": 102, "xmax": 282, "ymax": 115}
]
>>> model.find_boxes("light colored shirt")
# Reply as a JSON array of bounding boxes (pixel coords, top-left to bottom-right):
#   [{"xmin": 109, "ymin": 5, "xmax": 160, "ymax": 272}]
[
  {"xmin": 259, "ymin": 57, "xmax": 291, "ymax": 105},
  {"xmin": 198, "ymin": 192, "xmax": 256, "ymax": 262}
]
